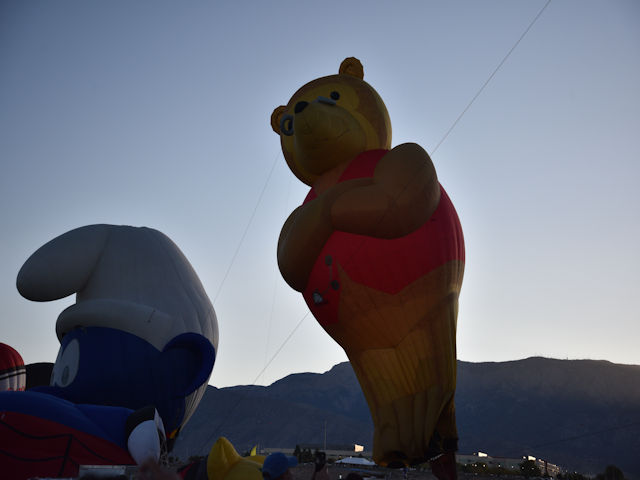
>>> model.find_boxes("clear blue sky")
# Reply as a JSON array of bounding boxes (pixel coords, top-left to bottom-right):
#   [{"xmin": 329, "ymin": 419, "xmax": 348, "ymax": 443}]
[{"xmin": 1, "ymin": 1, "xmax": 638, "ymax": 388}]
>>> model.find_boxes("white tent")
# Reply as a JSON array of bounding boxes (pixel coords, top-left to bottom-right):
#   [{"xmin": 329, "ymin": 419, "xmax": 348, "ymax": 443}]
[{"xmin": 335, "ymin": 457, "xmax": 376, "ymax": 466}]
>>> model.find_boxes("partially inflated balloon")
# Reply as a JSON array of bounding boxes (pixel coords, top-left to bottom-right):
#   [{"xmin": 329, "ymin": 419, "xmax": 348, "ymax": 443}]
[
  {"xmin": 273, "ymin": 58, "xmax": 464, "ymax": 467},
  {"xmin": 206, "ymin": 437, "xmax": 264, "ymax": 480},
  {"xmin": 16, "ymin": 224, "xmax": 219, "ymax": 436},
  {"xmin": 0, "ymin": 343, "xmax": 26, "ymax": 392},
  {"xmin": 179, "ymin": 436, "xmax": 265, "ymax": 480},
  {"xmin": 0, "ymin": 224, "xmax": 219, "ymax": 479}
]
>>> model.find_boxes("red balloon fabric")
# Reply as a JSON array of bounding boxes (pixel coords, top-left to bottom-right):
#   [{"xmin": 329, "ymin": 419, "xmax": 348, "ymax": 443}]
[{"xmin": 0, "ymin": 343, "xmax": 26, "ymax": 392}]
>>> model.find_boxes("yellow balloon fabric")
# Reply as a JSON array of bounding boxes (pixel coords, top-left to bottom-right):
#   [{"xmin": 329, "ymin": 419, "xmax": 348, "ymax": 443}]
[
  {"xmin": 274, "ymin": 58, "xmax": 465, "ymax": 467},
  {"xmin": 206, "ymin": 437, "xmax": 265, "ymax": 480}
]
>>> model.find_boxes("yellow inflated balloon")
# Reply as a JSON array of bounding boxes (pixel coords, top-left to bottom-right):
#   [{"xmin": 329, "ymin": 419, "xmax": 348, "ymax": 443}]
[
  {"xmin": 206, "ymin": 437, "xmax": 265, "ymax": 480},
  {"xmin": 273, "ymin": 58, "xmax": 464, "ymax": 467}
]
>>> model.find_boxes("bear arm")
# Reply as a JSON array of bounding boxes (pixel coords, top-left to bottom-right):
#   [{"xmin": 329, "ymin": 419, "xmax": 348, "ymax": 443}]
[
  {"xmin": 277, "ymin": 201, "xmax": 334, "ymax": 292},
  {"xmin": 278, "ymin": 178, "xmax": 372, "ymax": 291},
  {"xmin": 331, "ymin": 143, "xmax": 440, "ymax": 238}
]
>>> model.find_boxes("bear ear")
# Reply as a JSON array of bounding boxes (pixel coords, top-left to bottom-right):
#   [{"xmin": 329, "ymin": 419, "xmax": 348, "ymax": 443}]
[
  {"xmin": 339, "ymin": 57, "xmax": 364, "ymax": 79},
  {"xmin": 271, "ymin": 105, "xmax": 286, "ymax": 134}
]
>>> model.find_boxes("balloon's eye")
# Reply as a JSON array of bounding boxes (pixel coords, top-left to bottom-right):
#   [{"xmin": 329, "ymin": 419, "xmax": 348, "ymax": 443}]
[
  {"xmin": 330, "ymin": 91, "xmax": 340, "ymax": 101},
  {"xmin": 51, "ymin": 339, "xmax": 80, "ymax": 388},
  {"xmin": 280, "ymin": 114, "xmax": 294, "ymax": 136}
]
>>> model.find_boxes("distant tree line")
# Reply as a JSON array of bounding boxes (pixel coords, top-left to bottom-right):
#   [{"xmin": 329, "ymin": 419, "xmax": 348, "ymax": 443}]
[
  {"xmin": 293, "ymin": 444, "xmax": 335, "ymax": 464},
  {"xmin": 557, "ymin": 473, "xmax": 591, "ymax": 480},
  {"xmin": 594, "ymin": 465, "xmax": 626, "ymax": 480},
  {"xmin": 293, "ymin": 444, "xmax": 314, "ymax": 463}
]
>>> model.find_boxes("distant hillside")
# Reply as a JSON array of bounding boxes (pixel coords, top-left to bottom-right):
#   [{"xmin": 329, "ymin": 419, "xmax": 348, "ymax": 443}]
[
  {"xmin": 455, "ymin": 358, "xmax": 640, "ymax": 478},
  {"xmin": 172, "ymin": 358, "xmax": 640, "ymax": 479}
]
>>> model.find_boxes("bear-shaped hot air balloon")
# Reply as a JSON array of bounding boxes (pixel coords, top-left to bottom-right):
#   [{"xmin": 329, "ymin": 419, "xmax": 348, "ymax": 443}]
[
  {"xmin": 272, "ymin": 58, "xmax": 464, "ymax": 474},
  {"xmin": 0, "ymin": 224, "xmax": 218, "ymax": 479}
]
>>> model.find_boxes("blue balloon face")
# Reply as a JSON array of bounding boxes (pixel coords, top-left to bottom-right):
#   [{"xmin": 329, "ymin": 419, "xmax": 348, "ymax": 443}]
[{"xmin": 50, "ymin": 327, "xmax": 188, "ymax": 433}]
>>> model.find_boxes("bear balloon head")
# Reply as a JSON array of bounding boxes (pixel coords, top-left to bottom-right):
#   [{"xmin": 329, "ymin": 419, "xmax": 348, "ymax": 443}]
[{"xmin": 271, "ymin": 57, "xmax": 391, "ymax": 186}]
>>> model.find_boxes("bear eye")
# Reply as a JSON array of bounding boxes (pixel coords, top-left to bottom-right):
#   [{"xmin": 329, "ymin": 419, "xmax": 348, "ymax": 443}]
[
  {"xmin": 330, "ymin": 91, "xmax": 340, "ymax": 101},
  {"xmin": 280, "ymin": 114, "xmax": 294, "ymax": 136}
]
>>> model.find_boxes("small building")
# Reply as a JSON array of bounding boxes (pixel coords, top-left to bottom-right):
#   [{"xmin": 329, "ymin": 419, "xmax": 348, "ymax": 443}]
[
  {"xmin": 457, "ymin": 452, "xmax": 523, "ymax": 471},
  {"xmin": 457, "ymin": 452, "xmax": 563, "ymax": 477},
  {"xmin": 261, "ymin": 444, "xmax": 372, "ymax": 461},
  {"xmin": 527, "ymin": 455, "xmax": 563, "ymax": 477}
]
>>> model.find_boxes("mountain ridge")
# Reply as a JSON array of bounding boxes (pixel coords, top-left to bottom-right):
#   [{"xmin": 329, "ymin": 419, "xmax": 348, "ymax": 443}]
[{"xmin": 173, "ymin": 357, "xmax": 640, "ymax": 479}]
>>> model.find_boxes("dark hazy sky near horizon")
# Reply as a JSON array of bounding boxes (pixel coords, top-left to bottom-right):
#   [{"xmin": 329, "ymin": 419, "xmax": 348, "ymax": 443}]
[{"xmin": 1, "ymin": 0, "xmax": 639, "ymax": 388}]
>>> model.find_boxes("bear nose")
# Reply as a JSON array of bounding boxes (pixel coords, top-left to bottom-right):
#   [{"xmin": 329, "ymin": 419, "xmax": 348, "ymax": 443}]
[{"xmin": 294, "ymin": 101, "xmax": 309, "ymax": 114}]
